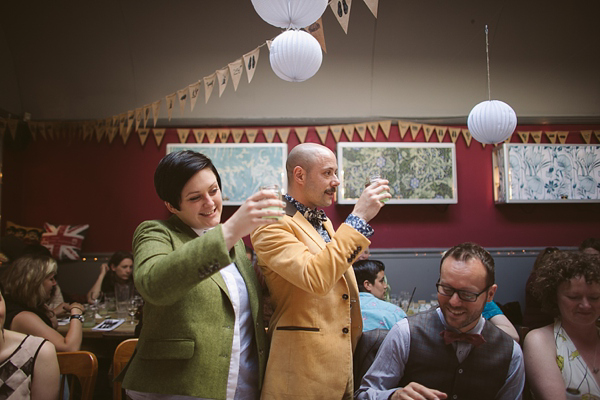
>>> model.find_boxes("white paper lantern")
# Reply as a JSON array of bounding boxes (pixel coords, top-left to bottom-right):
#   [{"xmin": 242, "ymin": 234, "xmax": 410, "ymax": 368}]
[
  {"xmin": 251, "ymin": 0, "xmax": 327, "ymax": 29},
  {"xmin": 467, "ymin": 100, "xmax": 518, "ymax": 144},
  {"xmin": 270, "ymin": 30, "xmax": 323, "ymax": 82}
]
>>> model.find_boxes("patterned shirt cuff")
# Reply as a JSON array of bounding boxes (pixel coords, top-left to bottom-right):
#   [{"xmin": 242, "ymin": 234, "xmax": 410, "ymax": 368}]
[{"xmin": 345, "ymin": 214, "xmax": 374, "ymax": 238}]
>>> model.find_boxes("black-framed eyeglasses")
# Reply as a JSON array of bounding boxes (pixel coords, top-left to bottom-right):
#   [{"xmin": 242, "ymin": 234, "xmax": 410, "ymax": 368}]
[{"xmin": 435, "ymin": 283, "xmax": 491, "ymax": 302}]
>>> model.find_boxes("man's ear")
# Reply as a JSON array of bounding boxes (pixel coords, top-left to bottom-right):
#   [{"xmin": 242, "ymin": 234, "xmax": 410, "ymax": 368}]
[
  {"xmin": 486, "ymin": 284, "xmax": 498, "ymax": 303},
  {"xmin": 363, "ymin": 280, "xmax": 373, "ymax": 293},
  {"xmin": 292, "ymin": 166, "xmax": 306, "ymax": 186},
  {"xmin": 165, "ymin": 201, "xmax": 177, "ymax": 214}
]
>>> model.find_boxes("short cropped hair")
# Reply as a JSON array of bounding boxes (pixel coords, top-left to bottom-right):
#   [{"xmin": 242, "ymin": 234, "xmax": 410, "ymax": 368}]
[
  {"xmin": 353, "ymin": 259, "xmax": 385, "ymax": 292},
  {"xmin": 440, "ymin": 242, "xmax": 495, "ymax": 287},
  {"xmin": 579, "ymin": 238, "xmax": 600, "ymax": 253},
  {"xmin": 1, "ymin": 254, "xmax": 58, "ymax": 308},
  {"xmin": 154, "ymin": 150, "xmax": 221, "ymax": 210},
  {"xmin": 532, "ymin": 251, "xmax": 600, "ymax": 317}
]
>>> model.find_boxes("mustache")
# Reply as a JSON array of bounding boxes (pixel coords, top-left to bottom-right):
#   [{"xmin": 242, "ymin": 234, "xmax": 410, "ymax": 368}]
[{"xmin": 325, "ymin": 188, "xmax": 337, "ymax": 195}]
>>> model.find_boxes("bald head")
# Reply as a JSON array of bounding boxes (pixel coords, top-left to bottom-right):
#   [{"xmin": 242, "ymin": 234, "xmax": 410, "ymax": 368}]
[
  {"xmin": 286, "ymin": 143, "xmax": 339, "ymax": 208},
  {"xmin": 286, "ymin": 143, "xmax": 334, "ymax": 183}
]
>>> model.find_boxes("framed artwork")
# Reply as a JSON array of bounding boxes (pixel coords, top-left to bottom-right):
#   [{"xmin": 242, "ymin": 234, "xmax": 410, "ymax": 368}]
[
  {"xmin": 166, "ymin": 143, "xmax": 288, "ymax": 205},
  {"xmin": 337, "ymin": 142, "xmax": 457, "ymax": 204},
  {"xmin": 493, "ymin": 143, "xmax": 600, "ymax": 203}
]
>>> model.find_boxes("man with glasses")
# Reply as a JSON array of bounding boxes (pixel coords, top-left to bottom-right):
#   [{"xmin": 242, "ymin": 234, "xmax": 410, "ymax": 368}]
[{"xmin": 355, "ymin": 242, "xmax": 525, "ymax": 400}]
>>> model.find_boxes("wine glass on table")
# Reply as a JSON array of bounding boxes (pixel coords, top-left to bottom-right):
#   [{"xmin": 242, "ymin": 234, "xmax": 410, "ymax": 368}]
[{"xmin": 127, "ymin": 299, "xmax": 141, "ymax": 324}]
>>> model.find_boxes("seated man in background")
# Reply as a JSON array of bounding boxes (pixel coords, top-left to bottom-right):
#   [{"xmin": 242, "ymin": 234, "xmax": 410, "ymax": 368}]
[
  {"xmin": 353, "ymin": 259, "xmax": 406, "ymax": 331},
  {"xmin": 356, "ymin": 242, "xmax": 524, "ymax": 400}
]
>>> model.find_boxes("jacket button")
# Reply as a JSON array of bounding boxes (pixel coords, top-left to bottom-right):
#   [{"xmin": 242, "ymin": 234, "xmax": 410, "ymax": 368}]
[
  {"xmin": 342, "ymin": 294, "xmax": 349, "ymax": 300},
  {"xmin": 357, "ymin": 246, "xmax": 362, "ymax": 252},
  {"xmin": 347, "ymin": 258, "xmax": 352, "ymax": 262},
  {"xmin": 342, "ymin": 327, "xmax": 349, "ymax": 334}
]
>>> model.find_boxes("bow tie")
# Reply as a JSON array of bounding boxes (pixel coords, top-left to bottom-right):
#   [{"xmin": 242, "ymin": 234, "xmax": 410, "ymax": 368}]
[
  {"xmin": 440, "ymin": 330, "xmax": 486, "ymax": 347},
  {"xmin": 303, "ymin": 208, "xmax": 327, "ymax": 225}
]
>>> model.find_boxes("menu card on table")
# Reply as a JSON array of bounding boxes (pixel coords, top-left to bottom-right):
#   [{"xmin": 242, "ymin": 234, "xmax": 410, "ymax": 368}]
[{"xmin": 92, "ymin": 319, "xmax": 125, "ymax": 331}]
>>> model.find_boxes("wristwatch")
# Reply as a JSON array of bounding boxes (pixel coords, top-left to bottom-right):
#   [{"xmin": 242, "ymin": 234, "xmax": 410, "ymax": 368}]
[{"xmin": 70, "ymin": 314, "xmax": 84, "ymax": 323}]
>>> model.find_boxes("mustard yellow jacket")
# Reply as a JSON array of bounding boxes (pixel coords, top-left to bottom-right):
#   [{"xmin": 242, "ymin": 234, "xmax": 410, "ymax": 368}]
[{"xmin": 251, "ymin": 203, "xmax": 368, "ymax": 399}]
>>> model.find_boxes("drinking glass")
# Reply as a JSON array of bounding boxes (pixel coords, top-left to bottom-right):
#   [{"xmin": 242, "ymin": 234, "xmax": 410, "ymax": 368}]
[
  {"xmin": 115, "ymin": 284, "xmax": 133, "ymax": 319},
  {"xmin": 367, "ymin": 172, "xmax": 390, "ymax": 203},
  {"xmin": 127, "ymin": 299, "xmax": 138, "ymax": 324},
  {"xmin": 260, "ymin": 184, "xmax": 283, "ymax": 220}
]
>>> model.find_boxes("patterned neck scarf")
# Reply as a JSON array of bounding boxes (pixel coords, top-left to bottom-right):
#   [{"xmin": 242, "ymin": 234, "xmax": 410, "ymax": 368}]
[{"xmin": 284, "ymin": 194, "xmax": 331, "ymax": 242}]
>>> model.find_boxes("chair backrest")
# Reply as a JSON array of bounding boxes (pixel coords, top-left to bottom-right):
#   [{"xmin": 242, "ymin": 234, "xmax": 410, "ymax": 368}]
[
  {"xmin": 113, "ymin": 338, "xmax": 138, "ymax": 400},
  {"xmin": 57, "ymin": 351, "xmax": 98, "ymax": 400},
  {"xmin": 353, "ymin": 329, "xmax": 389, "ymax": 391}
]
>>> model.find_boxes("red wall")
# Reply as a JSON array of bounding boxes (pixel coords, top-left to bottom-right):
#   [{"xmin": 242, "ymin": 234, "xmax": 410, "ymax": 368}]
[{"xmin": 2, "ymin": 124, "xmax": 599, "ymax": 252}]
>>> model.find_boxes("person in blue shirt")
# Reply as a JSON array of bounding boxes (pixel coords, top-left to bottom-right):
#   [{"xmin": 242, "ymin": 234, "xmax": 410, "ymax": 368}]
[{"xmin": 353, "ymin": 259, "xmax": 406, "ymax": 331}]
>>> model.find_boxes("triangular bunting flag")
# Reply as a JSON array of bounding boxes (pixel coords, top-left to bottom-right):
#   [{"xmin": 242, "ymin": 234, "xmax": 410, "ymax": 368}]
[
  {"xmin": 108, "ymin": 126, "xmax": 118, "ymax": 144},
  {"xmin": 232, "ymin": 128, "xmax": 244, "ymax": 143},
  {"xmin": 246, "ymin": 128, "xmax": 258, "ymax": 143},
  {"xmin": 166, "ymin": 93, "xmax": 176, "ymax": 121},
  {"xmin": 228, "ymin": 59, "xmax": 244, "ymax": 91},
  {"xmin": 243, "ymin": 47, "xmax": 260, "ymax": 84},
  {"xmin": 306, "ymin": 18, "xmax": 327, "ymax": 53},
  {"xmin": 379, "ymin": 120, "xmax": 392, "ymax": 139},
  {"xmin": 219, "ymin": 129, "xmax": 230, "ymax": 142},
  {"xmin": 263, "ymin": 128, "xmax": 276, "ymax": 143},
  {"xmin": 366, "ymin": 122, "xmax": 378, "ymax": 139},
  {"xmin": 177, "ymin": 88, "xmax": 188, "ymax": 115},
  {"xmin": 204, "ymin": 73, "xmax": 216, "ymax": 103},
  {"xmin": 422, "ymin": 125, "xmax": 434, "ymax": 142},
  {"xmin": 449, "ymin": 128, "xmax": 460, "ymax": 143},
  {"xmin": 517, "ymin": 131, "xmax": 530, "ymax": 143},
  {"xmin": 435, "ymin": 127, "xmax": 447, "ymax": 142},
  {"xmin": 545, "ymin": 131, "xmax": 557, "ymax": 144},
  {"xmin": 134, "ymin": 108, "xmax": 142, "ymax": 132},
  {"xmin": 37, "ymin": 122, "xmax": 46, "ymax": 140},
  {"xmin": 363, "ymin": 0, "xmax": 379, "ymax": 17},
  {"xmin": 294, "ymin": 127, "xmax": 308, "ymax": 143},
  {"xmin": 177, "ymin": 128, "xmax": 190, "ymax": 143},
  {"xmin": 138, "ymin": 128, "xmax": 150, "ymax": 146},
  {"xmin": 557, "ymin": 131, "xmax": 569, "ymax": 144},
  {"xmin": 398, "ymin": 121, "xmax": 410, "ymax": 139},
  {"xmin": 206, "ymin": 129, "xmax": 218, "ymax": 144},
  {"xmin": 277, "ymin": 127, "xmax": 291, "ymax": 143},
  {"xmin": 193, "ymin": 129, "xmax": 206, "ymax": 143},
  {"xmin": 119, "ymin": 113, "xmax": 127, "ymax": 138},
  {"xmin": 342, "ymin": 124, "xmax": 355, "ymax": 141},
  {"xmin": 152, "ymin": 128, "xmax": 165, "ymax": 147},
  {"xmin": 143, "ymin": 105, "xmax": 151, "ymax": 128},
  {"xmin": 216, "ymin": 67, "xmax": 230, "ymax": 97},
  {"xmin": 581, "ymin": 130, "xmax": 592, "ymax": 144},
  {"xmin": 531, "ymin": 131, "xmax": 542, "ymax": 144},
  {"xmin": 28, "ymin": 121, "xmax": 37, "ymax": 141},
  {"xmin": 330, "ymin": 0, "xmax": 352, "ymax": 34},
  {"xmin": 355, "ymin": 123, "xmax": 367, "ymax": 141},
  {"xmin": 7, "ymin": 118, "xmax": 18, "ymax": 140},
  {"xmin": 189, "ymin": 81, "xmax": 202, "ymax": 112},
  {"xmin": 266, "ymin": 40, "xmax": 272, "ymax": 51},
  {"xmin": 594, "ymin": 131, "xmax": 600, "ymax": 142},
  {"xmin": 409, "ymin": 124, "xmax": 421, "ymax": 140},
  {"xmin": 462, "ymin": 129, "xmax": 472, "ymax": 147},
  {"xmin": 46, "ymin": 122, "xmax": 55, "ymax": 140},
  {"xmin": 330, "ymin": 125, "xmax": 343, "ymax": 142},
  {"xmin": 316, "ymin": 126, "xmax": 329, "ymax": 144},
  {"xmin": 151, "ymin": 100, "xmax": 161, "ymax": 127},
  {"xmin": 123, "ymin": 112, "xmax": 134, "ymax": 144}
]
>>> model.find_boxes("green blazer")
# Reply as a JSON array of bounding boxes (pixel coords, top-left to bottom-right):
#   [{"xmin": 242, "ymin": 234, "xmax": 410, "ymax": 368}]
[{"xmin": 122, "ymin": 215, "xmax": 268, "ymax": 398}]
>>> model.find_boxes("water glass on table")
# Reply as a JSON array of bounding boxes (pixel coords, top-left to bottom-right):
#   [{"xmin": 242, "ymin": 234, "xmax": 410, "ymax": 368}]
[{"xmin": 115, "ymin": 285, "xmax": 133, "ymax": 319}]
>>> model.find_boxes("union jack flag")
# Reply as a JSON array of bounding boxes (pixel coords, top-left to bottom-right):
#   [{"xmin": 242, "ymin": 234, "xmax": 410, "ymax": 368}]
[{"xmin": 41, "ymin": 223, "xmax": 89, "ymax": 260}]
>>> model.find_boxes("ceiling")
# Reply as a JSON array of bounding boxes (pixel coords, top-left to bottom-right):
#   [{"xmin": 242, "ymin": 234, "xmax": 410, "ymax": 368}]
[{"xmin": 1, "ymin": 0, "xmax": 599, "ymax": 126}]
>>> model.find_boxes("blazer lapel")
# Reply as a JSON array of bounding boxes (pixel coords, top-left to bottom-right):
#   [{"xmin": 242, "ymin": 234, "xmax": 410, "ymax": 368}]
[{"xmin": 291, "ymin": 211, "xmax": 327, "ymax": 250}]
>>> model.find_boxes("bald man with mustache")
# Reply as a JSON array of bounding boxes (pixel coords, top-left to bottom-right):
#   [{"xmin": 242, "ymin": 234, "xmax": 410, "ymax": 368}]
[{"xmin": 251, "ymin": 143, "xmax": 390, "ymax": 399}]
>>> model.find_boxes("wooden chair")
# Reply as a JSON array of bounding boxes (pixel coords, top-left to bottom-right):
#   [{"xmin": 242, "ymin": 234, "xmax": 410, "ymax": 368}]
[
  {"xmin": 113, "ymin": 338, "xmax": 138, "ymax": 400},
  {"xmin": 57, "ymin": 351, "xmax": 98, "ymax": 400}
]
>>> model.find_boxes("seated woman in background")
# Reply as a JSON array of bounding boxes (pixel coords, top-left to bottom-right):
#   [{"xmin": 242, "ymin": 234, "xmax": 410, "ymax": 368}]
[
  {"xmin": 1, "ymin": 254, "xmax": 84, "ymax": 352},
  {"xmin": 0, "ymin": 287, "xmax": 60, "ymax": 399},
  {"xmin": 523, "ymin": 246, "xmax": 560, "ymax": 329},
  {"xmin": 524, "ymin": 251, "xmax": 600, "ymax": 399},
  {"xmin": 87, "ymin": 250, "xmax": 134, "ymax": 304}
]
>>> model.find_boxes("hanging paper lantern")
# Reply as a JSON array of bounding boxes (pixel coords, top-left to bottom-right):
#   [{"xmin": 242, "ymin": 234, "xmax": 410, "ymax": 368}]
[
  {"xmin": 270, "ymin": 30, "xmax": 323, "ymax": 82},
  {"xmin": 251, "ymin": 0, "xmax": 327, "ymax": 29},
  {"xmin": 467, "ymin": 100, "xmax": 517, "ymax": 144}
]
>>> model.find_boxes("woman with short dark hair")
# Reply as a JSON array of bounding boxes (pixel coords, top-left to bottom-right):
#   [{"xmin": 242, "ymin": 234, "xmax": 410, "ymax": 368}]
[
  {"xmin": 524, "ymin": 251, "xmax": 600, "ymax": 399},
  {"xmin": 122, "ymin": 150, "xmax": 284, "ymax": 399}
]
